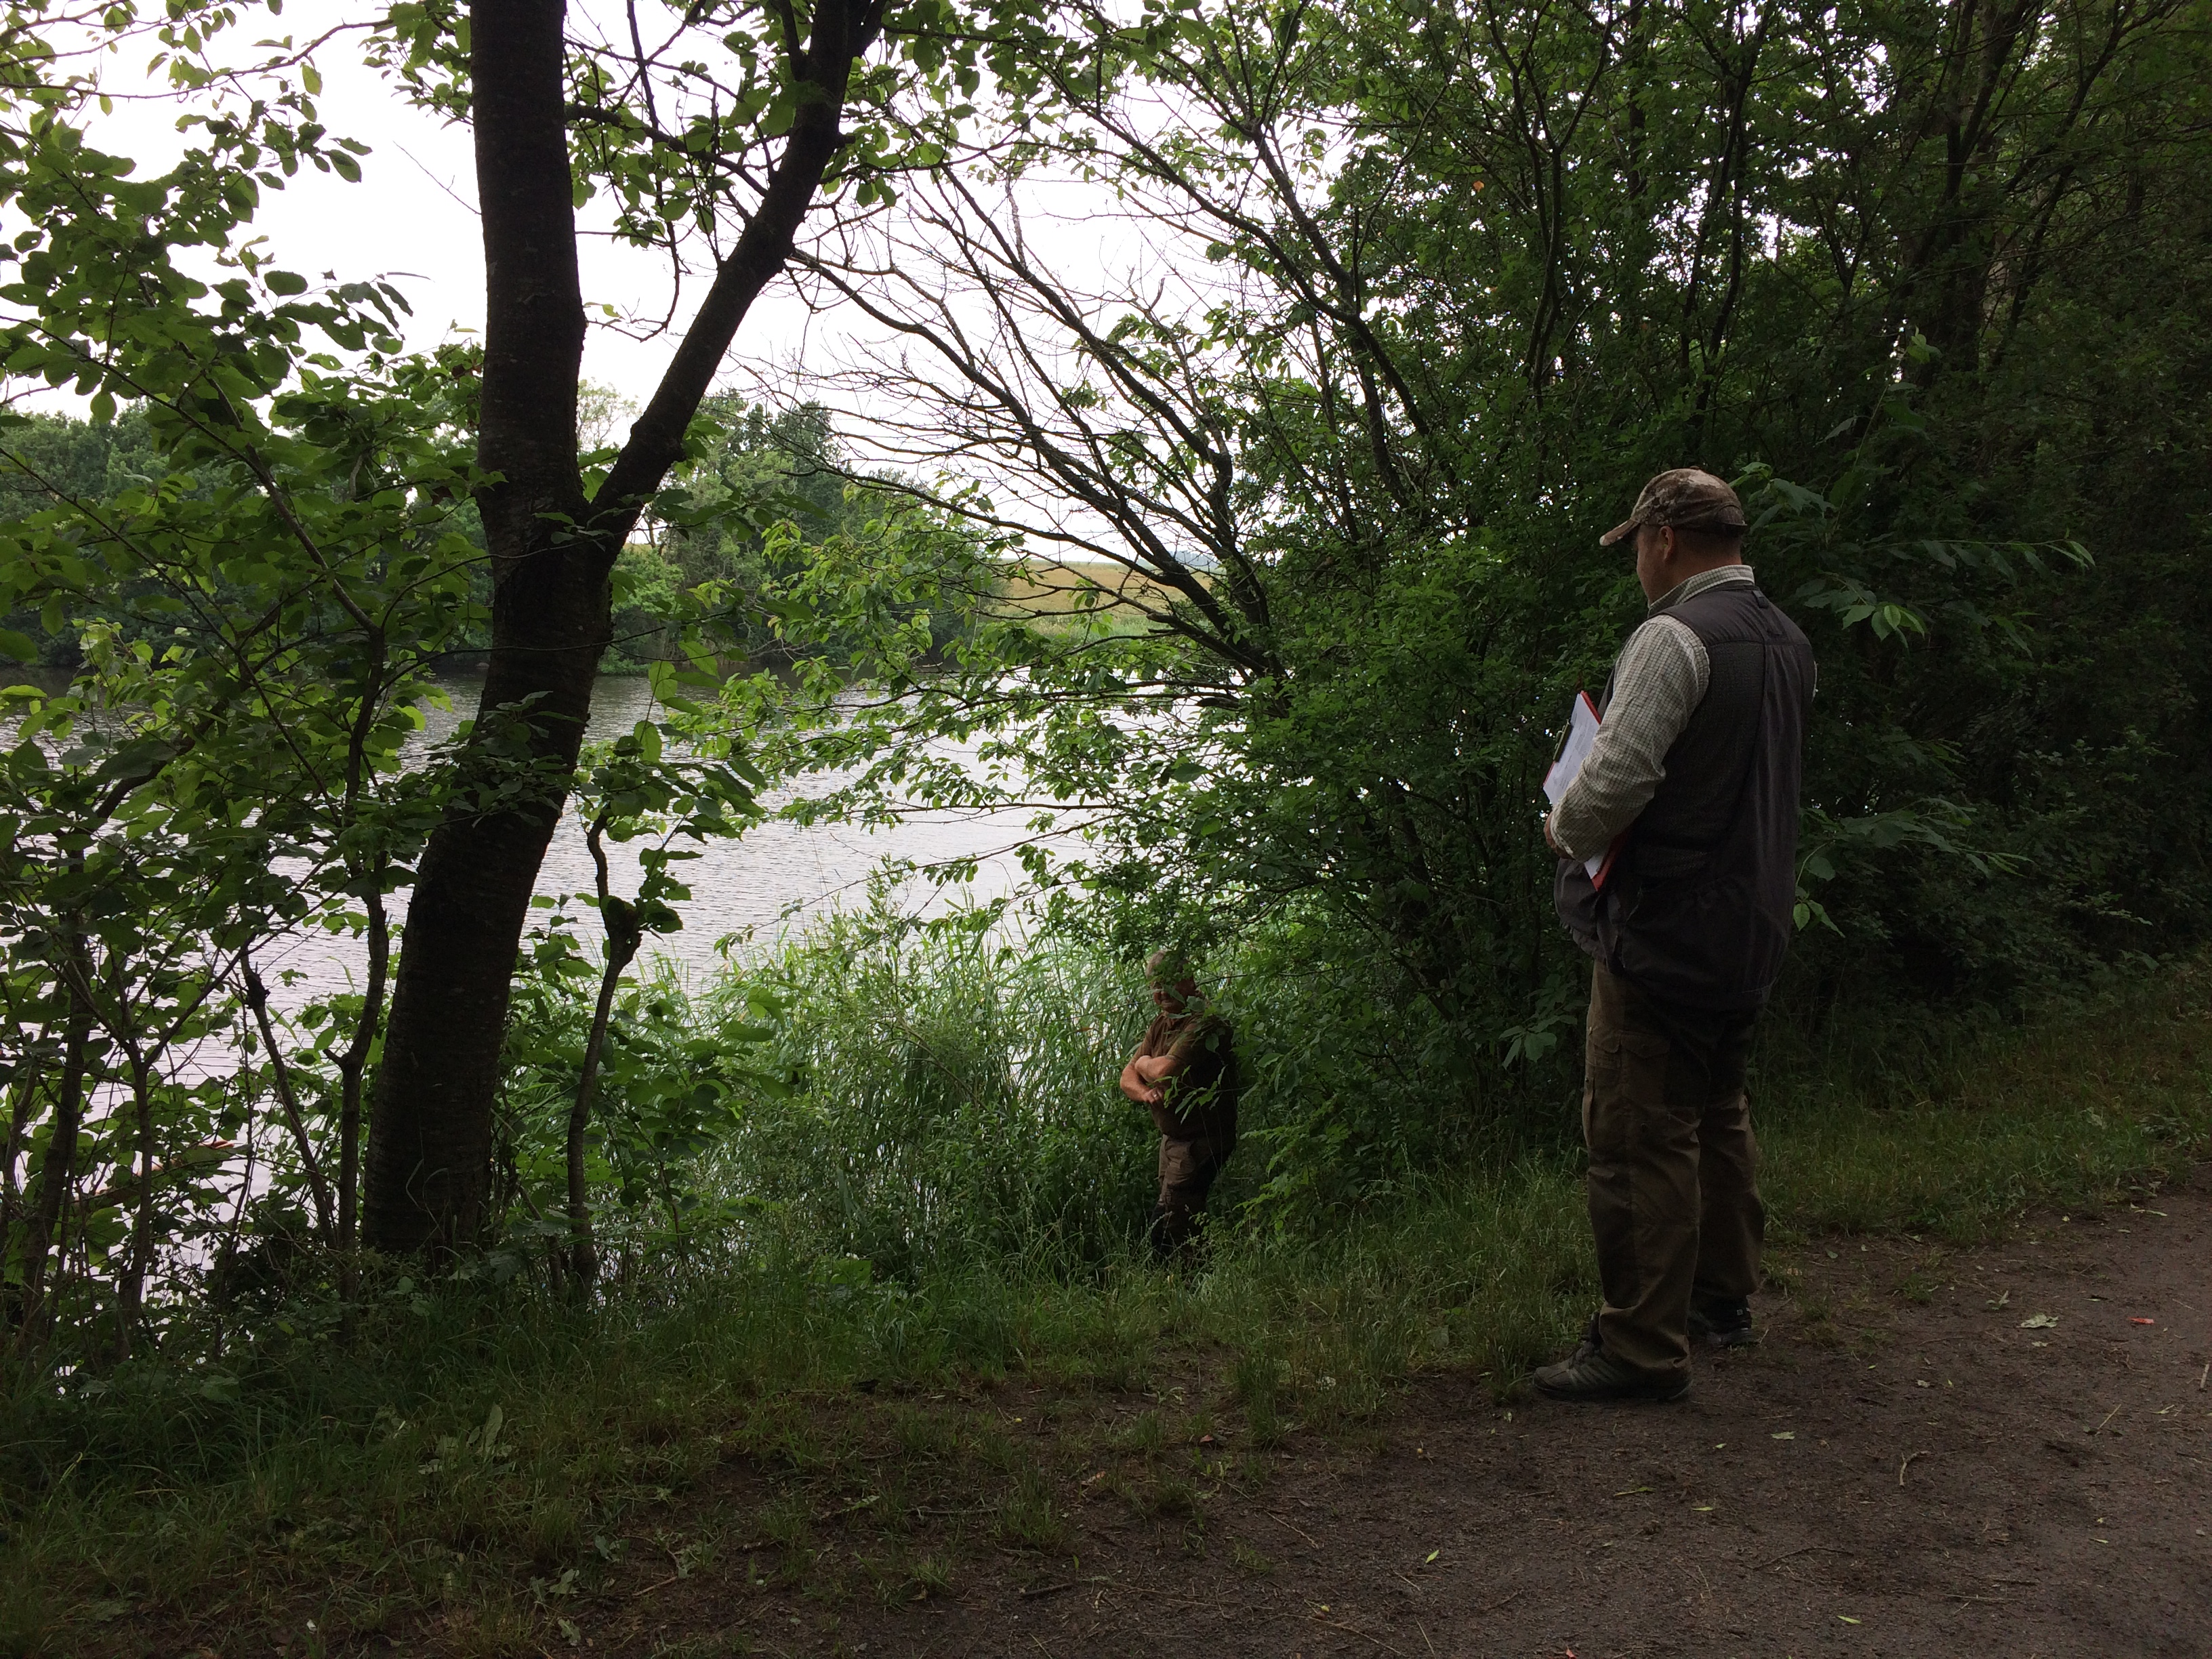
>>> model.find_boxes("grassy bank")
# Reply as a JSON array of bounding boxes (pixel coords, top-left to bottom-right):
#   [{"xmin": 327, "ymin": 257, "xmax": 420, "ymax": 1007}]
[{"xmin": 2, "ymin": 963, "xmax": 2207, "ymax": 1656}]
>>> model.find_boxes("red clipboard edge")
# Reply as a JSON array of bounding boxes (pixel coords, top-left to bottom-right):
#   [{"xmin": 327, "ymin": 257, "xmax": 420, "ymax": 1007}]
[{"xmin": 1589, "ymin": 832, "xmax": 1626, "ymax": 893}]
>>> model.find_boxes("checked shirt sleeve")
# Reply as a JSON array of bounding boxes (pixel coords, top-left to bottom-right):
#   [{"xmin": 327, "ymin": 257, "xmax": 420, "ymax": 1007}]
[{"xmin": 1548, "ymin": 615, "xmax": 1708, "ymax": 863}]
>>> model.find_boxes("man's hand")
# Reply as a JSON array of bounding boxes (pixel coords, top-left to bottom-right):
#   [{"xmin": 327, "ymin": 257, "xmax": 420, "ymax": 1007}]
[
  {"xmin": 1542, "ymin": 811, "xmax": 1565, "ymax": 857},
  {"xmin": 1120, "ymin": 1049, "xmax": 1164, "ymax": 1106}
]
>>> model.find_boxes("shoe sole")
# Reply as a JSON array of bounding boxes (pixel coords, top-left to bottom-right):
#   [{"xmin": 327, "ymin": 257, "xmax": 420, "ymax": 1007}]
[{"xmin": 1532, "ymin": 1376, "xmax": 1689, "ymax": 1404}]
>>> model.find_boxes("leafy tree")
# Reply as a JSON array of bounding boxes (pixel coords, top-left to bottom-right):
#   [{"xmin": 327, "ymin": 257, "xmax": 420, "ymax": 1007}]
[
  {"xmin": 754, "ymin": 0, "xmax": 2212, "ymax": 1200},
  {"xmin": 360, "ymin": 0, "xmax": 1092, "ymax": 1255},
  {"xmin": 0, "ymin": 0, "xmax": 1080, "ymax": 1325},
  {"xmin": 0, "ymin": 0, "xmax": 500, "ymax": 1338}
]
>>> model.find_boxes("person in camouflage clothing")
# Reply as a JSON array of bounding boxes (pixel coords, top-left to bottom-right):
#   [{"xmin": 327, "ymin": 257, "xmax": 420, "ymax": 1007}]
[{"xmin": 1119, "ymin": 950, "xmax": 1238, "ymax": 1261}]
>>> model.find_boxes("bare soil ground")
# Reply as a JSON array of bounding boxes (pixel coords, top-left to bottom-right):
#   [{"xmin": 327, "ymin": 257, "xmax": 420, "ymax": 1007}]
[{"xmin": 569, "ymin": 1170, "xmax": 2212, "ymax": 1659}]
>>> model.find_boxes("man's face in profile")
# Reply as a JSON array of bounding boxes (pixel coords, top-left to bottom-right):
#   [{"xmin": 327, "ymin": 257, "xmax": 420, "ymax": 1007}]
[{"xmin": 1151, "ymin": 977, "xmax": 1197, "ymax": 1015}]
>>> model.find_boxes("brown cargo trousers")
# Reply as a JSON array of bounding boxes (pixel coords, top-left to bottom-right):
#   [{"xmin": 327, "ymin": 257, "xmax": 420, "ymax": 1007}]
[
  {"xmin": 1582, "ymin": 962, "xmax": 1766, "ymax": 1381},
  {"xmin": 1150, "ymin": 1134, "xmax": 1231, "ymax": 1260}
]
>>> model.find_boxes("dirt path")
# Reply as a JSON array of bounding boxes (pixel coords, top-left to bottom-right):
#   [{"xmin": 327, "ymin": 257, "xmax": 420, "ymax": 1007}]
[{"xmin": 590, "ymin": 1173, "xmax": 2211, "ymax": 1659}]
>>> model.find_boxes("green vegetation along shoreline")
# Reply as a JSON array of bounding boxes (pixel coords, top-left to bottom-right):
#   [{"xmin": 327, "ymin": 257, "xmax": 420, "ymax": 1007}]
[{"xmin": 3, "ymin": 960, "xmax": 2204, "ymax": 1658}]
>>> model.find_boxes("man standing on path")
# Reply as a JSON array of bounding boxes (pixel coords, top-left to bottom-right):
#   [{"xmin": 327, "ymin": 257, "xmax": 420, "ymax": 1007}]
[
  {"xmin": 1120, "ymin": 951, "xmax": 1238, "ymax": 1263},
  {"xmin": 1535, "ymin": 468, "xmax": 1816, "ymax": 1404}
]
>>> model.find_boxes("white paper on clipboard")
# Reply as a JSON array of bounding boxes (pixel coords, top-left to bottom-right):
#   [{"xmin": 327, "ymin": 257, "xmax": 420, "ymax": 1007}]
[{"xmin": 1542, "ymin": 691, "xmax": 1618, "ymax": 885}]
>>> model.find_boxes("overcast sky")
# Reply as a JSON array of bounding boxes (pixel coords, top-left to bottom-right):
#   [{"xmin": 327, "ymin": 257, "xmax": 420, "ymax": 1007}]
[
  {"xmin": 77, "ymin": 16, "xmax": 838, "ymax": 417},
  {"xmin": 50, "ymin": 9, "xmax": 1191, "ymax": 569}
]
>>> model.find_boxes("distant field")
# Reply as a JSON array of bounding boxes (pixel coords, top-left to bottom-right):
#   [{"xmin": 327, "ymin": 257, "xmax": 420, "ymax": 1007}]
[{"xmin": 996, "ymin": 559, "xmax": 1184, "ymax": 621}]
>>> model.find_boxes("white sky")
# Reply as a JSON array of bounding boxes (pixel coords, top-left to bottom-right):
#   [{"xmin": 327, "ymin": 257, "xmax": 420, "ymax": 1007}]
[
  {"xmin": 76, "ymin": 14, "xmax": 829, "ymax": 415},
  {"xmin": 54, "ymin": 7, "xmax": 1225, "ymax": 568}
]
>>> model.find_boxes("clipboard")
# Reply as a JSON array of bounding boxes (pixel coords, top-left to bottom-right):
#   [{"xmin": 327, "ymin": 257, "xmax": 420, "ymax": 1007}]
[{"xmin": 1542, "ymin": 690, "xmax": 1625, "ymax": 890}]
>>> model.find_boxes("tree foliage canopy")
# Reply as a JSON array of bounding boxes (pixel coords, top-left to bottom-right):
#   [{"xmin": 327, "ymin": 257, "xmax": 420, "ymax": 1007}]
[
  {"xmin": 752, "ymin": 0, "xmax": 2211, "ymax": 1185},
  {"xmin": 0, "ymin": 0, "xmax": 2204, "ymax": 1349}
]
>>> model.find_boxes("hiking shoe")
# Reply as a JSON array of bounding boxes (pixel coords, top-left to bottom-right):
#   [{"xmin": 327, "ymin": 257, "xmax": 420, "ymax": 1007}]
[
  {"xmin": 1688, "ymin": 1296, "xmax": 1757, "ymax": 1349},
  {"xmin": 1530, "ymin": 1344, "xmax": 1689, "ymax": 1404}
]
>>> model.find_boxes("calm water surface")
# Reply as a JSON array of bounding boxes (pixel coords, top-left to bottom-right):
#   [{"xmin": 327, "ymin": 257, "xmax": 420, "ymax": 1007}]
[{"xmin": 250, "ymin": 674, "xmax": 1052, "ymax": 1007}]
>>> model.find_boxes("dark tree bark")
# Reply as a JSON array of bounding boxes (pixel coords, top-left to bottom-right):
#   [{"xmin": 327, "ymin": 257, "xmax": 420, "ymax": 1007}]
[
  {"xmin": 363, "ymin": 0, "xmax": 886, "ymax": 1254},
  {"xmin": 244, "ymin": 961, "xmax": 333, "ymax": 1239},
  {"xmin": 565, "ymin": 813, "xmax": 642, "ymax": 1288},
  {"xmin": 14, "ymin": 903, "xmax": 89, "ymax": 1341}
]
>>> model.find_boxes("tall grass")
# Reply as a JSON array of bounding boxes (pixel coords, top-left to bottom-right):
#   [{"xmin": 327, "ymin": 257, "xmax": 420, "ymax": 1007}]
[
  {"xmin": 2, "ymin": 931, "xmax": 2206, "ymax": 1657},
  {"xmin": 705, "ymin": 907, "xmax": 1557, "ymax": 1273},
  {"xmin": 706, "ymin": 916, "xmax": 1163, "ymax": 1275}
]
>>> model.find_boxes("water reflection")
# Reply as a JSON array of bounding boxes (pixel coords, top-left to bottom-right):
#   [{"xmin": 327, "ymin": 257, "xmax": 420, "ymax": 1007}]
[{"xmin": 252, "ymin": 674, "xmax": 1052, "ymax": 1006}]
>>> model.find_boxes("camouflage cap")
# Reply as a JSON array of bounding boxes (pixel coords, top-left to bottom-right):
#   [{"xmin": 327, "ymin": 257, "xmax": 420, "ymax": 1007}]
[{"xmin": 1599, "ymin": 468, "xmax": 1747, "ymax": 546}]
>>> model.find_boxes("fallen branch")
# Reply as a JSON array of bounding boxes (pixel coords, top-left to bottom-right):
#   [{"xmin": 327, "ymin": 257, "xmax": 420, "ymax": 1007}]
[
  {"xmin": 1021, "ymin": 1577, "xmax": 1103, "ymax": 1601},
  {"xmin": 1310, "ymin": 1611, "xmax": 1403, "ymax": 1655},
  {"xmin": 1265, "ymin": 1509, "xmax": 1319, "ymax": 1548}
]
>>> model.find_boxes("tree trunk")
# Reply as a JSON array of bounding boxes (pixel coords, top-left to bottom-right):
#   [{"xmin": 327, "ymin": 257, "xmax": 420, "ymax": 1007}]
[
  {"xmin": 115, "ymin": 1048, "xmax": 155, "ymax": 1357},
  {"xmin": 244, "ymin": 962, "xmax": 334, "ymax": 1240},
  {"xmin": 15, "ymin": 910, "xmax": 90, "ymax": 1342},
  {"xmin": 334, "ymin": 878, "xmax": 388, "ymax": 1290},
  {"xmin": 363, "ymin": 0, "xmax": 597, "ymax": 1255},
  {"xmin": 363, "ymin": 0, "xmax": 887, "ymax": 1256},
  {"xmin": 566, "ymin": 817, "xmax": 642, "ymax": 1289},
  {"xmin": 565, "ymin": 912, "xmax": 638, "ymax": 1289}
]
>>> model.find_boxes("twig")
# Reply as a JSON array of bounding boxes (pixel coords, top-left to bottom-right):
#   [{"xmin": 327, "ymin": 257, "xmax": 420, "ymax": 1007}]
[
  {"xmin": 632, "ymin": 1573, "xmax": 682, "ymax": 1597},
  {"xmin": 1418, "ymin": 1621, "xmax": 1437, "ymax": 1655},
  {"xmin": 1265, "ymin": 1510, "xmax": 1319, "ymax": 1548},
  {"xmin": 1478, "ymin": 1588, "xmax": 1523, "ymax": 1614},
  {"xmin": 1106, "ymin": 1582, "xmax": 1226, "ymax": 1610},
  {"xmin": 2198, "ymin": 1362, "xmax": 2207, "ymax": 1392},
  {"xmin": 1900, "ymin": 1451, "xmax": 1926, "ymax": 1485},
  {"xmin": 2091, "ymin": 1406, "xmax": 2121, "ymax": 1435},
  {"xmin": 1310, "ymin": 1612, "xmax": 1401, "ymax": 1654}
]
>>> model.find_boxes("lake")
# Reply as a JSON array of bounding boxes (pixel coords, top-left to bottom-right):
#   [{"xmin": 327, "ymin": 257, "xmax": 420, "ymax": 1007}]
[{"xmin": 250, "ymin": 673, "xmax": 1053, "ymax": 1007}]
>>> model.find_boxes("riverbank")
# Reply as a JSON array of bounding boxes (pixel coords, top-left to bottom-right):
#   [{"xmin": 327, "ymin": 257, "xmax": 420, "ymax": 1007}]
[{"xmin": 2, "ymin": 963, "xmax": 2205, "ymax": 1656}]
